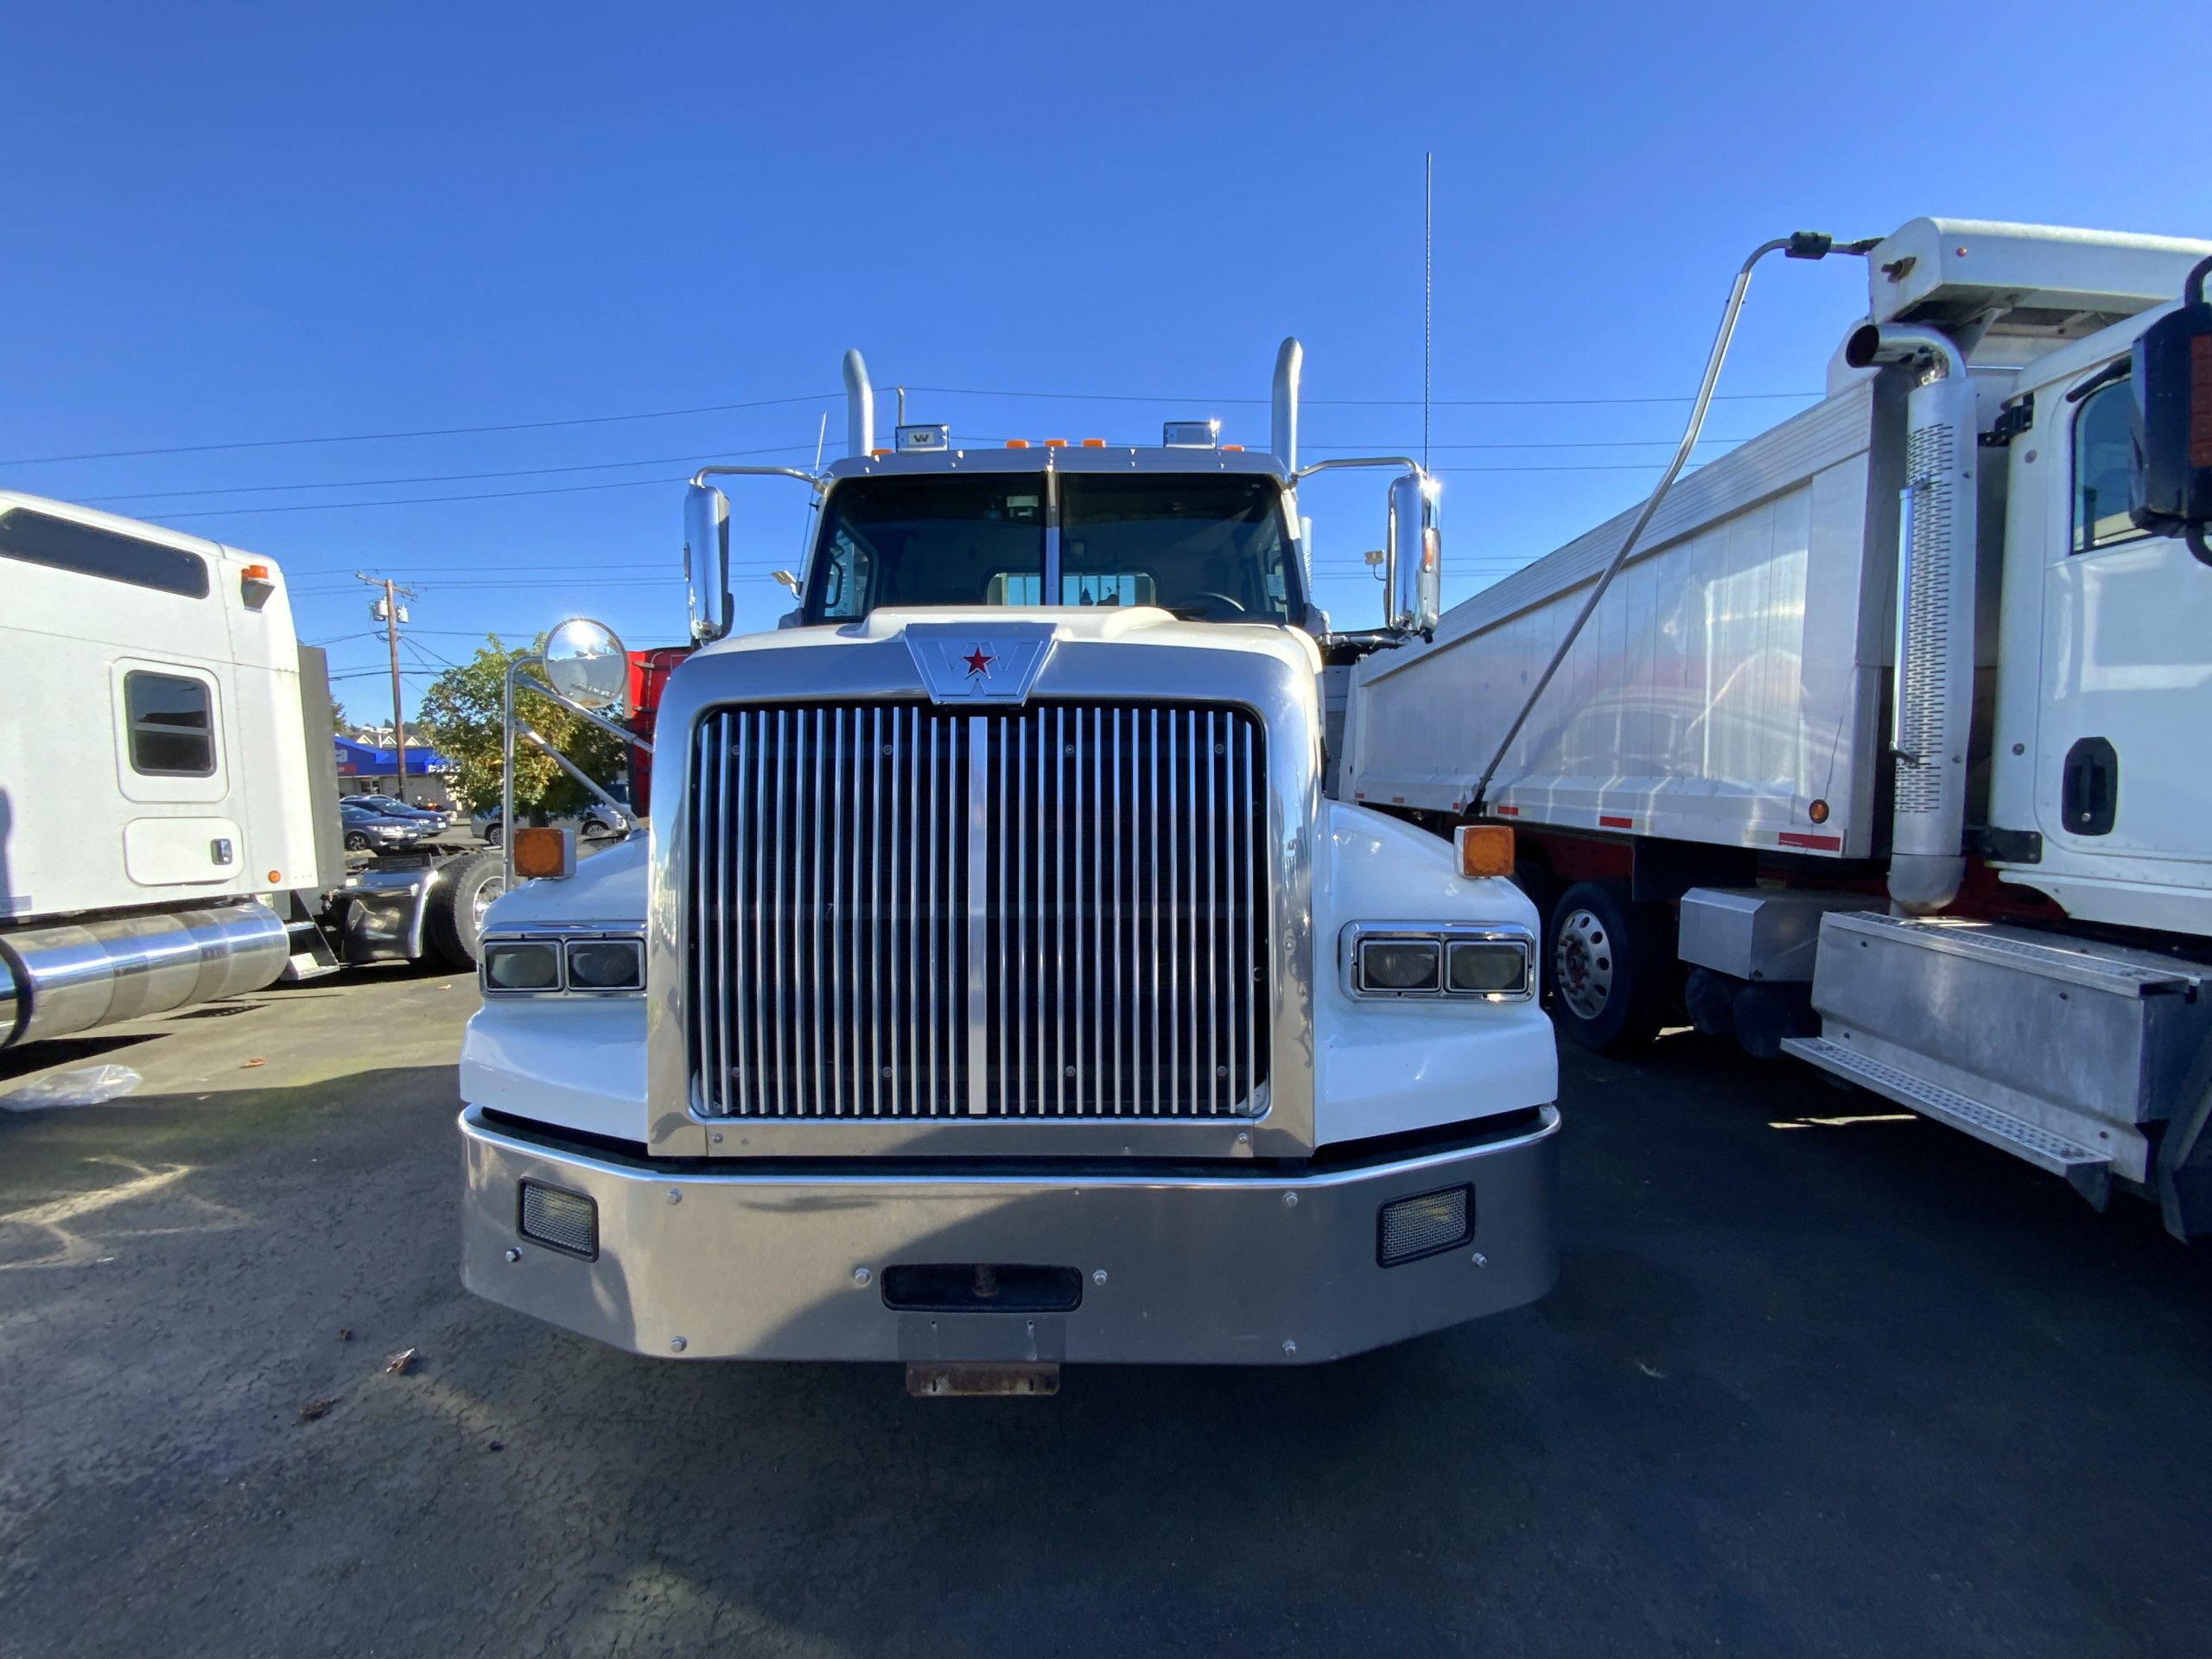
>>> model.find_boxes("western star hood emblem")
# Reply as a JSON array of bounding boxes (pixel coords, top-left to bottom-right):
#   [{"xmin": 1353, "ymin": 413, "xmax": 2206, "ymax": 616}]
[{"xmin": 904, "ymin": 622, "xmax": 1057, "ymax": 704}]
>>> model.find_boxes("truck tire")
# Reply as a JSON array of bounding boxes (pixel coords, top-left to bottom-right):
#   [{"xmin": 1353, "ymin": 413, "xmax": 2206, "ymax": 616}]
[
  {"xmin": 427, "ymin": 850, "xmax": 506, "ymax": 969},
  {"xmin": 1548, "ymin": 880, "xmax": 1670, "ymax": 1053}
]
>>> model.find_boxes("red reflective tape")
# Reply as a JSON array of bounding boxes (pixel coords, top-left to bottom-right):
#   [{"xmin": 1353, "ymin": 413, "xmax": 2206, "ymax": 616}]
[
  {"xmin": 1496, "ymin": 804, "xmax": 1520, "ymax": 817},
  {"xmin": 1778, "ymin": 831, "xmax": 1843, "ymax": 851},
  {"xmin": 1391, "ymin": 796, "xmax": 1405, "ymax": 804},
  {"xmin": 1599, "ymin": 814, "xmax": 1633, "ymax": 829},
  {"xmin": 1353, "ymin": 791, "xmax": 1365, "ymax": 800}
]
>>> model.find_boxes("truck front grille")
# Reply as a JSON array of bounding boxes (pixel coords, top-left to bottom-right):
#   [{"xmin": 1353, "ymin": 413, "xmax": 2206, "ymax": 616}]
[{"xmin": 685, "ymin": 701, "xmax": 1269, "ymax": 1120}]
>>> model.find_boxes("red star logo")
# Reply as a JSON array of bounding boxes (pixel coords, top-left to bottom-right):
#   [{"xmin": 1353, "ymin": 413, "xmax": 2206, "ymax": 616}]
[{"xmin": 962, "ymin": 646, "xmax": 994, "ymax": 678}]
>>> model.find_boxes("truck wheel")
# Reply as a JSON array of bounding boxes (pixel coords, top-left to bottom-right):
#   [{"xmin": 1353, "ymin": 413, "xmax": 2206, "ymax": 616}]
[
  {"xmin": 1548, "ymin": 880, "xmax": 1669, "ymax": 1053},
  {"xmin": 427, "ymin": 850, "xmax": 506, "ymax": 969}
]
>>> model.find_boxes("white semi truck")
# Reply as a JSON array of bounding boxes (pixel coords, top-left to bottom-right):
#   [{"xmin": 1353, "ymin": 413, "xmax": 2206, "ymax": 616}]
[
  {"xmin": 0, "ymin": 492, "xmax": 505, "ymax": 1050},
  {"xmin": 1344, "ymin": 219, "xmax": 2212, "ymax": 1235},
  {"xmin": 458, "ymin": 346, "xmax": 1562, "ymax": 1388}
]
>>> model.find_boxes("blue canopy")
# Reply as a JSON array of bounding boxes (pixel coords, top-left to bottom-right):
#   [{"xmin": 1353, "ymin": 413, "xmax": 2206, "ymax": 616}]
[{"xmin": 334, "ymin": 737, "xmax": 449, "ymax": 777}]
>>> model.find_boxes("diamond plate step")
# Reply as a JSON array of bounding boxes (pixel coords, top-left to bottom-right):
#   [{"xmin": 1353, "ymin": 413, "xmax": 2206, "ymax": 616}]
[{"xmin": 1782, "ymin": 1034, "xmax": 2112, "ymax": 1206}]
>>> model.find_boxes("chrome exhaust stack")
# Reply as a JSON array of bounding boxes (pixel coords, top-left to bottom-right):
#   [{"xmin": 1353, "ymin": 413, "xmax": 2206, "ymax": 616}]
[
  {"xmin": 843, "ymin": 349, "xmax": 875, "ymax": 459},
  {"xmin": 0, "ymin": 899, "xmax": 289, "ymax": 1047},
  {"xmin": 1271, "ymin": 337, "xmax": 1302, "ymax": 472},
  {"xmin": 1844, "ymin": 322, "xmax": 1978, "ymax": 914}
]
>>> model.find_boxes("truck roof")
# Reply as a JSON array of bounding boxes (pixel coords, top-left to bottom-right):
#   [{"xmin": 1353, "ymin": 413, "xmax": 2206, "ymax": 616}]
[{"xmin": 819, "ymin": 444, "xmax": 1292, "ymax": 484}]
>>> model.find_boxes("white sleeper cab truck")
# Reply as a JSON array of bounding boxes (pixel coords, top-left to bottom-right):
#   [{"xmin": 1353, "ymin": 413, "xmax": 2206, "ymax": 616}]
[
  {"xmin": 459, "ymin": 346, "xmax": 1560, "ymax": 1391},
  {"xmin": 0, "ymin": 492, "xmax": 502, "ymax": 1051},
  {"xmin": 1344, "ymin": 219, "xmax": 2212, "ymax": 1236}
]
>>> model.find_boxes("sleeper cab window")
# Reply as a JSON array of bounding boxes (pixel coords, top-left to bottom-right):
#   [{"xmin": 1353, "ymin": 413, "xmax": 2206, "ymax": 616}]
[
  {"xmin": 124, "ymin": 671, "xmax": 217, "ymax": 777},
  {"xmin": 0, "ymin": 505, "xmax": 211, "ymax": 596},
  {"xmin": 2071, "ymin": 377, "xmax": 2147, "ymax": 555}
]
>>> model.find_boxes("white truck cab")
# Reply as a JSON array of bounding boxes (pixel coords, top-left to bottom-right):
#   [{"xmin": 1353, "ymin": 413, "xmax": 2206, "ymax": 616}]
[{"xmin": 457, "ymin": 345, "xmax": 1560, "ymax": 1383}]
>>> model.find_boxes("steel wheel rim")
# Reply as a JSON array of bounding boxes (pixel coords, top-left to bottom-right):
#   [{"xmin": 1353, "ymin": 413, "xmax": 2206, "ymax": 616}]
[
  {"xmin": 472, "ymin": 874, "xmax": 506, "ymax": 927},
  {"xmin": 1554, "ymin": 907, "xmax": 1615, "ymax": 1020}
]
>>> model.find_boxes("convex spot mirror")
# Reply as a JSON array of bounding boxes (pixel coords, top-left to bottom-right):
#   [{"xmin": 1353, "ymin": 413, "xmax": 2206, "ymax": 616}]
[
  {"xmin": 2131, "ymin": 254, "xmax": 2212, "ymax": 565},
  {"xmin": 543, "ymin": 617, "xmax": 629, "ymax": 712},
  {"xmin": 684, "ymin": 483, "xmax": 734, "ymax": 641},
  {"xmin": 1388, "ymin": 472, "xmax": 1443, "ymax": 633}
]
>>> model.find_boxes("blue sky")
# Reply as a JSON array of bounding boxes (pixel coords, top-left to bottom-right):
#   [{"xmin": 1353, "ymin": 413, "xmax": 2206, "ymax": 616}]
[{"xmin": 3, "ymin": 1, "xmax": 2202, "ymax": 725}]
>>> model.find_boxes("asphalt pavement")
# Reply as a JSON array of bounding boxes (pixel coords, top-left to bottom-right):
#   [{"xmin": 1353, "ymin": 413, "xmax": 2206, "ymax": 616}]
[{"xmin": 3, "ymin": 969, "xmax": 2208, "ymax": 1657}]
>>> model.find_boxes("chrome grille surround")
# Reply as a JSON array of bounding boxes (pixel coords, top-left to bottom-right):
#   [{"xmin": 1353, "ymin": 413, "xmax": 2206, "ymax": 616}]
[
  {"xmin": 639, "ymin": 616, "xmax": 1320, "ymax": 1159},
  {"xmin": 685, "ymin": 701, "xmax": 1269, "ymax": 1122}
]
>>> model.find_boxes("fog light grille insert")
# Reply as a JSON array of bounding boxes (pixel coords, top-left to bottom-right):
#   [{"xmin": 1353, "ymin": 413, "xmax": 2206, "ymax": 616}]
[
  {"xmin": 1378, "ymin": 1185, "xmax": 1472, "ymax": 1266},
  {"xmin": 518, "ymin": 1181, "xmax": 598, "ymax": 1259}
]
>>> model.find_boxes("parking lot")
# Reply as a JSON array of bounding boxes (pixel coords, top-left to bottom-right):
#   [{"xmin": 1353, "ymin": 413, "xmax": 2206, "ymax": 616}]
[{"xmin": 3, "ymin": 969, "xmax": 2209, "ymax": 1658}]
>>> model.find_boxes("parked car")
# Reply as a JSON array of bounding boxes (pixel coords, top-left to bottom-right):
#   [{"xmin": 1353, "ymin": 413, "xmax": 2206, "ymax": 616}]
[
  {"xmin": 470, "ymin": 801, "xmax": 631, "ymax": 845},
  {"xmin": 340, "ymin": 798, "xmax": 426, "ymax": 852},
  {"xmin": 351, "ymin": 793, "xmax": 452, "ymax": 833}
]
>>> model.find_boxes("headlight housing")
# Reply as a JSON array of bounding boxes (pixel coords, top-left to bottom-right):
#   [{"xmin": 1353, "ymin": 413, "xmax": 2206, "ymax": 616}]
[
  {"xmin": 1344, "ymin": 923, "xmax": 1534, "ymax": 1001},
  {"xmin": 480, "ymin": 930, "xmax": 646, "ymax": 996}
]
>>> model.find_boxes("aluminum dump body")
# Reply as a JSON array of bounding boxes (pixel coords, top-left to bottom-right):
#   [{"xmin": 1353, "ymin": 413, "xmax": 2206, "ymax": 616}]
[{"xmin": 1342, "ymin": 376, "xmax": 1907, "ymax": 858}]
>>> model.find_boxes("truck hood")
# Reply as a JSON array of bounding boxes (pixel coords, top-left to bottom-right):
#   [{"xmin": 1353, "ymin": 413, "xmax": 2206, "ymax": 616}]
[{"xmin": 689, "ymin": 606, "xmax": 1323, "ymax": 682}]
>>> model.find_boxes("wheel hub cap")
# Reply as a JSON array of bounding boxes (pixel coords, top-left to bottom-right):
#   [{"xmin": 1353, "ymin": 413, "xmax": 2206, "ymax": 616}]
[{"xmin": 1554, "ymin": 908, "xmax": 1615, "ymax": 1020}]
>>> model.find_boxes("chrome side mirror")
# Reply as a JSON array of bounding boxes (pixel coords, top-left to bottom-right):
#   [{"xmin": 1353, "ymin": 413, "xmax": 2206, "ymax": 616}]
[
  {"xmin": 1387, "ymin": 472, "xmax": 1442, "ymax": 633},
  {"xmin": 684, "ymin": 483, "xmax": 733, "ymax": 642},
  {"xmin": 543, "ymin": 617, "xmax": 630, "ymax": 711}
]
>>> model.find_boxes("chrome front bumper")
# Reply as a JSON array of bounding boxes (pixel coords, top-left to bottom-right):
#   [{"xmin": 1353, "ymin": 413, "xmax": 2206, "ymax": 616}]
[{"xmin": 460, "ymin": 1105, "xmax": 1560, "ymax": 1364}]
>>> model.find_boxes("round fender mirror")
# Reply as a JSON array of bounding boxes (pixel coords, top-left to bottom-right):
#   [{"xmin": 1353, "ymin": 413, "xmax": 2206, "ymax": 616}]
[{"xmin": 542, "ymin": 617, "xmax": 629, "ymax": 712}]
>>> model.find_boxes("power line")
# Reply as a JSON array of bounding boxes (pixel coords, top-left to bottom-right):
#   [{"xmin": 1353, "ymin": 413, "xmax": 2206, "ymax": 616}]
[
  {"xmin": 75, "ymin": 441, "xmax": 823, "ymax": 505},
  {"xmin": 4, "ymin": 384, "xmax": 1822, "ymax": 470},
  {"xmin": 0, "ymin": 393, "xmax": 840, "ymax": 468}
]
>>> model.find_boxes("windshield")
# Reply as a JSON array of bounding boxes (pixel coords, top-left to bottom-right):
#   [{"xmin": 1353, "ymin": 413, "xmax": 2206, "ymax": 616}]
[{"xmin": 805, "ymin": 472, "xmax": 1300, "ymax": 625}]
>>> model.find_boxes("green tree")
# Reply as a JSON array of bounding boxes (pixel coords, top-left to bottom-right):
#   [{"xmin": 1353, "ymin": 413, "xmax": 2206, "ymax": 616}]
[{"xmin": 416, "ymin": 637, "xmax": 625, "ymax": 817}]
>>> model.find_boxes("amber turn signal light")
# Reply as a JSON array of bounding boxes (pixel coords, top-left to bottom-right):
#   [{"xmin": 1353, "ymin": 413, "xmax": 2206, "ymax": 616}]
[
  {"xmin": 1455, "ymin": 823, "xmax": 1515, "ymax": 880},
  {"xmin": 512, "ymin": 825, "xmax": 575, "ymax": 880}
]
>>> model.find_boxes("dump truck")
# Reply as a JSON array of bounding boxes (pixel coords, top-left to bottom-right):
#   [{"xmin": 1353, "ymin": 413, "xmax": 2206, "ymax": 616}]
[{"xmin": 1344, "ymin": 218, "xmax": 2212, "ymax": 1234}]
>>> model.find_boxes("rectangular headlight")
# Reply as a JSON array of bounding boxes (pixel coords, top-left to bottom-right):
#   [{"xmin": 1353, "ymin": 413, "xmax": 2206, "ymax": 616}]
[
  {"xmin": 1448, "ymin": 939, "xmax": 1530, "ymax": 996},
  {"xmin": 565, "ymin": 937, "xmax": 644, "ymax": 991},
  {"xmin": 1357, "ymin": 938, "xmax": 1441, "ymax": 993},
  {"xmin": 483, "ymin": 939, "xmax": 562, "ymax": 992}
]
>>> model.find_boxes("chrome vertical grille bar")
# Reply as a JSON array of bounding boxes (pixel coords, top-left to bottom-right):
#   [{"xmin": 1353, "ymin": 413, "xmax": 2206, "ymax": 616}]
[{"xmin": 1110, "ymin": 706, "xmax": 1124, "ymax": 1116}]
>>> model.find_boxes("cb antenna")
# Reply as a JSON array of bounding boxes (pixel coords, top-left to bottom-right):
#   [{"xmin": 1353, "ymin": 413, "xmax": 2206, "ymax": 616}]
[{"xmin": 1423, "ymin": 150, "xmax": 1433, "ymax": 474}]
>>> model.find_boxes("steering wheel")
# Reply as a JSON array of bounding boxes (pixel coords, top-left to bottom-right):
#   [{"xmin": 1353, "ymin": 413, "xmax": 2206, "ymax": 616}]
[{"xmin": 1185, "ymin": 591, "xmax": 1249, "ymax": 619}]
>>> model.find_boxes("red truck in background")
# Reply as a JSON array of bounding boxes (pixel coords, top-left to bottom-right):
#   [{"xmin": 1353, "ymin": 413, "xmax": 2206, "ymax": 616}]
[{"xmin": 623, "ymin": 645, "xmax": 695, "ymax": 816}]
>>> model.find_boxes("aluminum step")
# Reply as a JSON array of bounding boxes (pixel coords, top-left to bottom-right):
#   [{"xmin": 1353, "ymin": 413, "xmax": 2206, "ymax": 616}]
[
  {"xmin": 1821, "ymin": 912, "xmax": 2204, "ymax": 998},
  {"xmin": 1782, "ymin": 1034, "xmax": 2112, "ymax": 1207},
  {"xmin": 281, "ymin": 918, "xmax": 340, "ymax": 982}
]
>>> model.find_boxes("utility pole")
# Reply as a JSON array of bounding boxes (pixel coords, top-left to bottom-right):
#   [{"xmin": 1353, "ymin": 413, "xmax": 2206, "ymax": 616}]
[{"xmin": 356, "ymin": 572, "xmax": 417, "ymax": 798}]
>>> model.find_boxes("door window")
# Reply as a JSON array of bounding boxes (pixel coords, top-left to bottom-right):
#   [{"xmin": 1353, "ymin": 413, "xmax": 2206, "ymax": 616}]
[
  {"xmin": 2071, "ymin": 377, "xmax": 2146, "ymax": 554},
  {"xmin": 124, "ymin": 671, "xmax": 218, "ymax": 776}
]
